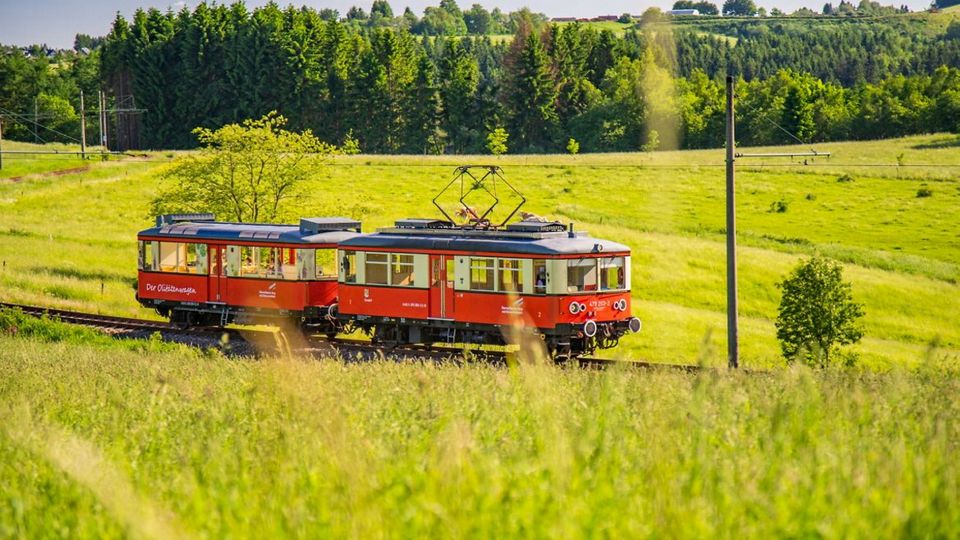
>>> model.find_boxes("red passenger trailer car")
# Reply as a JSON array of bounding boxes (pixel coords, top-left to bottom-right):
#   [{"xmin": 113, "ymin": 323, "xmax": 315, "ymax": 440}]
[{"xmin": 137, "ymin": 214, "xmax": 361, "ymax": 332}]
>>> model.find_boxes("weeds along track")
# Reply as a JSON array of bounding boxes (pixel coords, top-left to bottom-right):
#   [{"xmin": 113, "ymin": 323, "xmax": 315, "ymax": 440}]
[{"xmin": 0, "ymin": 302, "xmax": 712, "ymax": 372}]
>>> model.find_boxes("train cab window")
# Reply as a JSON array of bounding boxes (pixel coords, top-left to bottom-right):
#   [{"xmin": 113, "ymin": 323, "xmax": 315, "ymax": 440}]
[
  {"xmin": 567, "ymin": 259, "xmax": 598, "ymax": 292},
  {"xmin": 600, "ymin": 257, "xmax": 626, "ymax": 291},
  {"xmin": 365, "ymin": 253, "xmax": 389, "ymax": 285},
  {"xmin": 533, "ymin": 260, "xmax": 547, "ymax": 294},
  {"xmin": 498, "ymin": 259, "xmax": 523, "ymax": 293},
  {"xmin": 391, "ymin": 254, "xmax": 416, "ymax": 287},
  {"xmin": 315, "ymin": 249, "xmax": 336, "ymax": 279},
  {"xmin": 341, "ymin": 251, "xmax": 357, "ymax": 283},
  {"xmin": 470, "ymin": 258, "xmax": 495, "ymax": 291},
  {"xmin": 139, "ymin": 241, "xmax": 156, "ymax": 271}
]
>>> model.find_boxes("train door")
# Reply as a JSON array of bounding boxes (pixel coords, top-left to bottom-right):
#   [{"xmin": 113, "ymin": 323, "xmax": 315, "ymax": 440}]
[
  {"xmin": 429, "ymin": 255, "xmax": 455, "ymax": 318},
  {"xmin": 208, "ymin": 245, "xmax": 226, "ymax": 302}
]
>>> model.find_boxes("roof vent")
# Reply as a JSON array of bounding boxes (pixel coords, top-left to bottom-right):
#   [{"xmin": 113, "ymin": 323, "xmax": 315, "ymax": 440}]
[
  {"xmin": 505, "ymin": 220, "xmax": 568, "ymax": 233},
  {"xmin": 156, "ymin": 213, "xmax": 216, "ymax": 227},
  {"xmin": 300, "ymin": 217, "xmax": 362, "ymax": 235},
  {"xmin": 395, "ymin": 218, "xmax": 455, "ymax": 229}
]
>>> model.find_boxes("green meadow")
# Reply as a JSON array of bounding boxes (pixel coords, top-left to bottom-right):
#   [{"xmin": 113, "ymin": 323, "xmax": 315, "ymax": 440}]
[
  {"xmin": 1, "ymin": 134, "xmax": 958, "ymax": 367},
  {"xmin": 1, "ymin": 329, "xmax": 959, "ymax": 539},
  {"xmin": 2, "ymin": 136, "xmax": 960, "ymax": 538}
]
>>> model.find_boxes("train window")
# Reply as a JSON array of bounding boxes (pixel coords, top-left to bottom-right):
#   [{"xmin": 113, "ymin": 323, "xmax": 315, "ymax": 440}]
[
  {"xmin": 156, "ymin": 242, "xmax": 206, "ymax": 274},
  {"xmin": 469, "ymin": 258, "xmax": 495, "ymax": 291},
  {"xmin": 600, "ymin": 257, "xmax": 626, "ymax": 290},
  {"xmin": 365, "ymin": 252, "xmax": 389, "ymax": 285},
  {"xmin": 315, "ymin": 249, "xmax": 336, "ymax": 279},
  {"xmin": 139, "ymin": 241, "xmax": 155, "ymax": 271},
  {"xmin": 567, "ymin": 259, "xmax": 598, "ymax": 292},
  {"xmin": 341, "ymin": 251, "xmax": 357, "ymax": 283},
  {"xmin": 184, "ymin": 244, "xmax": 201, "ymax": 274},
  {"xmin": 533, "ymin": 260, "xmax": 547, "ymax": 294},
  {"xmin": 497, "ymin": 259, "xmax": 523, "ymax": 293},
  {"xmin": 391, "ymin": 254, "xmax": 416, "ymax": 287},
  {"xmin": 240, "ymin": 246, "xmax": 258, "ymax": 277}
]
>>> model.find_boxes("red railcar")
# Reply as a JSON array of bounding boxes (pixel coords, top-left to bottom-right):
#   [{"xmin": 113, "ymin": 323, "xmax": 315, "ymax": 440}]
[
  {"xmin": 334, "ymin": 219, "xmax": 641, "ymax": 357},
  {"xmin": 136, "ymin": 214, "xmax": 361, "ymax": 331}
]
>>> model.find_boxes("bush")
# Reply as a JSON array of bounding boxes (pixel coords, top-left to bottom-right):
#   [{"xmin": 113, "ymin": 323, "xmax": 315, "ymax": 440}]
[
  {"xmin": 775, "ymin": 256, "xmax": 865, "ymax": 367},
  {"xmin": 769, "ymin": 199, "xmax": 789, "ymax": 213},
  {"xmin": 916, "ymin": 187, "xmax": 933, "ymax": 198},
  {"xmin": 837, "ymin": 173, "xmax": 854, "ymax": 183},
  {"xmin": 566, "ymin": 138, "xmax": 580, "ymax": 155}
]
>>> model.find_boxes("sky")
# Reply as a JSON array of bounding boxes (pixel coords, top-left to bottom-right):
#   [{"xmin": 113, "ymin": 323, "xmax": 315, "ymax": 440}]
[{"xmin": 1, "ymin": 0, "xmax": 931, "ymax": 49}]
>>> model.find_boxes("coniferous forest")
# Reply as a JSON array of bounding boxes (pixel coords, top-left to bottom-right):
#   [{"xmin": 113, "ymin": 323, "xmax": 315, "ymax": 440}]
[{"xmin": 2, "ymin": 1, "xmax": 960, "ymax": 152}]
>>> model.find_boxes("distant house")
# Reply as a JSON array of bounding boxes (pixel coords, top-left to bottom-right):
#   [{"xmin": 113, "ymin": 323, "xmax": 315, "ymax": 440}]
[
  {"xmin": 666, "ymin": 8, "xmax": 701, "ymax": 15},
  {"xmin": 592, "ymin": 15, "xmax": 620, "ymax": 21}
]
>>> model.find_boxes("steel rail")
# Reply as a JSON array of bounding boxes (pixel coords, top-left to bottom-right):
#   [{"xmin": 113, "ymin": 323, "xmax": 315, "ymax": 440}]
[{"xmin": 0, "ymin": 302, "xmax": 715, "ymax": 372}]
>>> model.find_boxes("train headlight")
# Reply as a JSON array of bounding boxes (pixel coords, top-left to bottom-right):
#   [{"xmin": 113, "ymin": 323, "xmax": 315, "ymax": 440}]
[
  {"xmin": 628, "ymin": 317, "xmax": 642, "ymax": 333},
  {"xmin": 583, "ymin": 320, "xmax": 598, "ymax": 337},
  {"xmin": 614, "ymin": 299, "xmax": 627, "ymax": 311},
  {"xmin": 569, "ymin": 301, "xmax": 581, "ymax": 314}
]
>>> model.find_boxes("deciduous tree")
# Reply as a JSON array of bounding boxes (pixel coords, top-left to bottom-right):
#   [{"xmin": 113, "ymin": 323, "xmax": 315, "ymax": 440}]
[
  {"xmin": 152, "ymin": 112, "xmax": 336, "ymax": 223},
  {"xmin": 775, "ymin": 256, "xmax": 865, "ymax": 367}
]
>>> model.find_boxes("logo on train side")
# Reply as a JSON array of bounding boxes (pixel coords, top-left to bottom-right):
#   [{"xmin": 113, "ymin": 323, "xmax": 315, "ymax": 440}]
[
  {"xmin": 500, "ymin": 296, "xmax": 524, "ymax": 315},
  {"xmin": 258, "ymin": 282, "xmax": 278, "ymax": 299},
  {"xmin": 146, "ymin": 283, "xmax": 197, "ymax": 296},
  {"xmin": 363, "ymin": 288, "xmax": 372, "ymax": 303}
]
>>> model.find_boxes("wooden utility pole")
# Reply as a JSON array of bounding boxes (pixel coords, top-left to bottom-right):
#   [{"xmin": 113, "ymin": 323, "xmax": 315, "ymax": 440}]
[
  {"xmin": 0, "ymin": 117, "xmax": 4, "ymax": 170},
  {"xmin": 79, "ymin": 91, "xmax": 87, "ymax": 159},
  {"xmin": 98, "ymin": 90, "xmax": 107, "ymax": 151},
  {"xmin": 724, "ymin": 75, "xmax": 831, "ymax": 369},
  {"xmin": 725, "ymin": 75, "xmax": 739, "ymax": 369}
]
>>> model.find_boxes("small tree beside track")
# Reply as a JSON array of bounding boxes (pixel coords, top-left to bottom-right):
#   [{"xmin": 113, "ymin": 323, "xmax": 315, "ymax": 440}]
[
  {"xmin": 775, "ymin": 256, "xmax": 865, "ymax": 367},
  {"xmin": 152, "ymin": 112, "xmax": 336, "ymax": 223}
]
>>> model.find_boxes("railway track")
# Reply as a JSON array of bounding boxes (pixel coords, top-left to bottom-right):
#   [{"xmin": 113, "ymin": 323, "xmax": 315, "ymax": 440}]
[{"xmin": 0, "ymin": 302, "xmax": 713, "ymax": 372}]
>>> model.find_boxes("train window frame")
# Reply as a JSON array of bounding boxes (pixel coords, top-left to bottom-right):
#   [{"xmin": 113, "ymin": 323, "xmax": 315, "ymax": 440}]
[
  {"xmin": 138, "ymin": 240, "xmax": 156, "ymax": 271},
  {"xmin": 315, "ymin": 249, "xmax": 337, "ymax": 280},
  {"xmin": 599, "ymin": 256, "xmax": 626, "ymax": 291},
  {"xmin": 390, "ymin": 254, "xmax": 416, "ymax": 287},
  {"xmin": 157, "ymin": 241, "xmax": 207, "ymax": 275},
  {"xmin": 497, "ymin": 258, "xmax": 523, "ymax": 293},
  {"xmin": 469, "ymin": 258, "xmax": 495, "ymax": 291},
  {"xmin": 365, "ymin": 252, "xmax": 389, "ymax": 285},
  {"xmin": 566, "ymin": 258, "xmax": 598, "ymax": 292},
  {"xmin": 341, "ymin": 250, "xmax": 358, "ymax": 283},
  {"xmin": 533, "ymin": 259, "xmax": 547, "ymax": 295}
]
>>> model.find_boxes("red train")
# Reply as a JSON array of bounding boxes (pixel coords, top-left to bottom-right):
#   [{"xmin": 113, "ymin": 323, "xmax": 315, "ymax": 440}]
[{"xmin": 136, "ymin": 168, "xmax": 641, "ymax": 357}]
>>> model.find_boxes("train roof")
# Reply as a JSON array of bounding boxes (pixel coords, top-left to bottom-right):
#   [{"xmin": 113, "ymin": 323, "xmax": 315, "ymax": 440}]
[
  {"xmin": 138, "ymin": 214, "xmax": 362, "ymax": 245},
  {"xmin": 339, "ymin": 219, "xmax": 630, "ymax": 256}
]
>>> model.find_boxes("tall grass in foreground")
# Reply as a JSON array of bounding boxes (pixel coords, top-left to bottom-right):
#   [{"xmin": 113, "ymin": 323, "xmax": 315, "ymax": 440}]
[{"xmin": 1, "ymin": 336, "xmax": 958, "ymax": 538}]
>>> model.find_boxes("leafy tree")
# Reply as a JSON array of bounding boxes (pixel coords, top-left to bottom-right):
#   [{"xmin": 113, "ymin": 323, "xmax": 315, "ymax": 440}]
[
  {"xmin": 416, "ymin": 6, "xmax": 467, "ymax": 35},
  {"xmin": 464, "ymin": 4, "xmax": 494, "ymax": 34},
  {"xmin": 347, "ymin": 6, "xmax": 368, "ymax": 20},
  {"xmin": 152, "ymin": 112, "xmax": 336, "ymax": 223},
  {"xmin": 566, "ymin": 138, "xmax": 580, "ymax": 154},
  {"xmin": 486, "ymin": 127, "xmax": 509, "ymax": 154},
  {"xmin": 371, "ymin": 1, "xmax": 394, "ymax": 19},
  {"xmin": 723, "ymin": 0, "xmax": 759, "ymax": 15},
  {"xmin": 775, "ymin": 256, "xmax": 865, "ymax": 367}
]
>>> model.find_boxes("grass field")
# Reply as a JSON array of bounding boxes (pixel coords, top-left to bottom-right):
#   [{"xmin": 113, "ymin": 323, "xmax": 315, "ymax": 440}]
[
  {"xmin": 1, "ymin": 134, "xmax": 958, "ymax": 367},
  {"xmin": 1, "ymin": 135, "xmax": 960, "ymax": 538},
  {"xmin": 1, "ymin": 322, "xmax": 959, "ymax": 538}
]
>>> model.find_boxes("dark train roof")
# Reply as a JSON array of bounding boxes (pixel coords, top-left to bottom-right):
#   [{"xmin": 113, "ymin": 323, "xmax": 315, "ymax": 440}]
[
  {"xmin": 339, "ymin": 219, "xmax": 630, "ymax": 256},
  {"xmin": 139, "ymin": 215, "xmax": 362, "ymax": 245}
]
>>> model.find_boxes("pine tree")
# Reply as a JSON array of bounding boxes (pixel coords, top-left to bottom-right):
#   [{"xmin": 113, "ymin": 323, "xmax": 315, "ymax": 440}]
[{"xmin": 503, "ymin": 23, "xmax": 558, "ymax": 152}]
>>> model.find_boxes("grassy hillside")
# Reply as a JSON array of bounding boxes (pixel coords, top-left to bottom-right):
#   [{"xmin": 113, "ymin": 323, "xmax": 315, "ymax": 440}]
[
  {"xmin": 0, "ymin": 135, "xmax": 958, "ymax": 367},
  {"xmin": 1, "ymin": 335, "xmax": 958, "ymax": 538}
]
